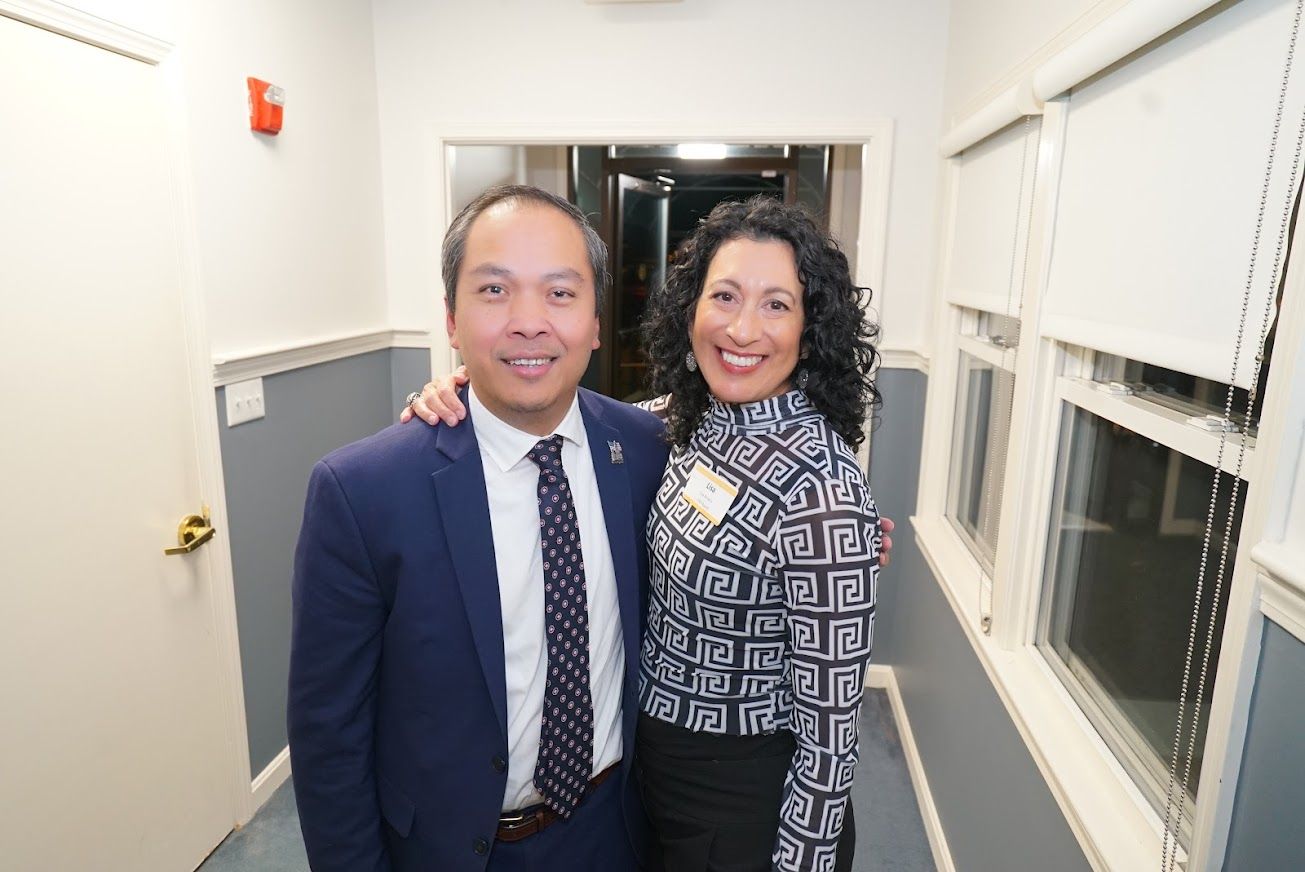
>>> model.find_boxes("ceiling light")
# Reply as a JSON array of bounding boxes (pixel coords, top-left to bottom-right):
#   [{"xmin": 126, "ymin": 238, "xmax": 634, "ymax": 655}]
[{"xmin": 676, "ymin": 143, "xmax": 727, "ymax": 160}]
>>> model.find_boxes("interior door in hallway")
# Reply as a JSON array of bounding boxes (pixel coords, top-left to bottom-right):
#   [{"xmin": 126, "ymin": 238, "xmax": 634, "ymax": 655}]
[
  {"xmin": 0, "ymin": 15, "xmax": 239, "ymax": 871},
  {"xmin": 609, "ymin": 173, "xmax": 670, "ymax": 401}
]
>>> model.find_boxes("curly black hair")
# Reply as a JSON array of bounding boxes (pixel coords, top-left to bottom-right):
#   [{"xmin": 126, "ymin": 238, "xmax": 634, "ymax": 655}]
[{"xmin": 642, "ymin": 195, "xmax": 881, "ymax": 451}]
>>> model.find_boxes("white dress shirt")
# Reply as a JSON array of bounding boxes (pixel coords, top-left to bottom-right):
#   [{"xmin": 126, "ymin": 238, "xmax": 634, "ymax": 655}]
[{"xmin": 468, "ymin": 387, "xmax": 625, "ymax": 812}]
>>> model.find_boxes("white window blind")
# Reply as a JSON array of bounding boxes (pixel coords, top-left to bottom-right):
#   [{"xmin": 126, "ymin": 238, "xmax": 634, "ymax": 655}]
[
  {"xmin": 1040, "ymin": 0, "xmax": 1305, "ymax": 388},
  {"xmin": 945, "ymin": 117, "xmax": 1042, "ymax": 318}
]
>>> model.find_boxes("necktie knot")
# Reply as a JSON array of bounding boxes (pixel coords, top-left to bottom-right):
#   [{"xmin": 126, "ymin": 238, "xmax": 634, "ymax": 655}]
[{"xmin": 527, "ymin": 435, "xmax": 565, "ymax": 473}]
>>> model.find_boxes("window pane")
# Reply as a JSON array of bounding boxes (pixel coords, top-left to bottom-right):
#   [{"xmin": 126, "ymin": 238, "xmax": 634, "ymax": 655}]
[
  {"xmin": 975, "ymin": 310, "xmax": 1020, "ymax": 347},
  {"xmin": 947, "ymin": 351, "xmax": 1015, "ymax": 571},
  {"xmin": 1039, "ymin": 407, "xmax": 1246, "ymax": 828},
  {"xmin": 1093, "ymin": 357, "xmax": 1264, "ymax": 435}
]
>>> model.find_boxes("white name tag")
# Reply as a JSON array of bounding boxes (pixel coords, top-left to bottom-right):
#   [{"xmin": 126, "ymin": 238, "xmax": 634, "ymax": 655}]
[{"xmin": 680, "ymin": 462, "xmax": 739, "ymax": 526}]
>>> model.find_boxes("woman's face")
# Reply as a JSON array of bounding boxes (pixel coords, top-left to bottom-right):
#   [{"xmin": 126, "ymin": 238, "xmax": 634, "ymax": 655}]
[{"xmin": 690, "ymin": 236, "xmax": 805, "ymax": 405}]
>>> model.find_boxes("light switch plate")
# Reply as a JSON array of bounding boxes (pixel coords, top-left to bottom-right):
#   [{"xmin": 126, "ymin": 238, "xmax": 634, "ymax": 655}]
[{"xmin": 226, "ymin": 377, "xmax": 265, "ymax": 426}]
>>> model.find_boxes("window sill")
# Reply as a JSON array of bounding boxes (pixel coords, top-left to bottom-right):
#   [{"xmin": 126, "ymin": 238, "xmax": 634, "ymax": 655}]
[{"xmin": 911, "ymin": 513, "xmax": 1186, "ymax": 871}]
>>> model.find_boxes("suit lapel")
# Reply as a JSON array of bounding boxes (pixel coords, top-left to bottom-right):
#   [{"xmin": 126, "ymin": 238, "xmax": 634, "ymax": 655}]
[
  {"xmin": 579, "ymin": 393, "xmax": 642, "ymax": 711},
  {"xmin": 430, "ymin": 408, "xmax": 508, "ymax": 740}
]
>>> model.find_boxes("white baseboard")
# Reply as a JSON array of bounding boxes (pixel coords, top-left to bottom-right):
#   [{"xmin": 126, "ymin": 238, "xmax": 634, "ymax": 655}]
[
  {"xmin": 249, "ymin": 745, "xmax": 292, "ymax": 818},
  {"xmin": 864, "ymin": 663, "xmax": 895, "ymax": 689},
  {"xmin": 865, "ymin": 664, "xmax": 956, "ymax": 872}
]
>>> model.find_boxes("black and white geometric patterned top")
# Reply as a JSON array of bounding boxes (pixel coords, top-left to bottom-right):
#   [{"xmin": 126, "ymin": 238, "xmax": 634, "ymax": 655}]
[{"xmin": 638, "ymin": 389, "xmax": 880, "ymax": 872}]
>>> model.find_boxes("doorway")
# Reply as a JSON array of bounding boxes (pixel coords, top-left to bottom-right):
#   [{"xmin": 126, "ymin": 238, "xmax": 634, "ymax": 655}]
[
  {"xmin": 570, "ymin": 144, "xmax": 858, "ymax": 400},
  {"xmin": 439, "ymin": 133, "xmax": 885, "ymax": 403},
  {"xmin": 0, "ymin": 13, "xmax": 243, "ymax": 871}
]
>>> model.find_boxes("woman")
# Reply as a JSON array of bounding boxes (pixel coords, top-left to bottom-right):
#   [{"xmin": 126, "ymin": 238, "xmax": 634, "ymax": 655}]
[{"xmin": 409, "ymin": 196, "xmax": 882, "ymax": 872}]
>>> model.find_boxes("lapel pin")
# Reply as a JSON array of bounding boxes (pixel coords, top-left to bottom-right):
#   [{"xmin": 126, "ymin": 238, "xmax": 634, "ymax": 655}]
[{"xmin": 608, "ymin": 440, "xmax": 624, "ymax": 465}]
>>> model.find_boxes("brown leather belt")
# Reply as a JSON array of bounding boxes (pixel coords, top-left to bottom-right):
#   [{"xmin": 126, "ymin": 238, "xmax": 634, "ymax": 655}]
[{"xmin": 495, "ymin": 762, "xmax": 620, "ymax": 842}]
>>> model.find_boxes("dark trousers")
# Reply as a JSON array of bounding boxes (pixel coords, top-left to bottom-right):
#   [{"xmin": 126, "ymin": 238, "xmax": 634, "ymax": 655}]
[
  {"xmin": 486, "ymin": 774, "xmax": 637, "ymax": 872},
  {"xmin": 636, "ymin": 713, "xmax": 855, "ymax": 872},
  {"xmin": 382, "ymin": 772, "xmax": 637, "ymax": 872}
]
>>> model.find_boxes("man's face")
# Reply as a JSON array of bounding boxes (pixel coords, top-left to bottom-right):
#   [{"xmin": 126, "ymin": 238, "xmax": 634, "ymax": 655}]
[{"xmin": 446, "ymin": 201, "xmax": 600, "ymax": 435}]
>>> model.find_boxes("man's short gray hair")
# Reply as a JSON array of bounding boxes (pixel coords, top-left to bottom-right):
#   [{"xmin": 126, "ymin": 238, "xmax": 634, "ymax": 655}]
[{"xmin": 441, "ymin": 184, "xmax": 609, "ymax": 315}]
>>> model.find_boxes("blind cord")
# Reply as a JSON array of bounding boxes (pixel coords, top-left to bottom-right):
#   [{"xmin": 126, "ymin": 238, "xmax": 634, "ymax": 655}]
[{"xmin": 1160, "ymin": 2, "xmax": 1305, "ymax": 867}]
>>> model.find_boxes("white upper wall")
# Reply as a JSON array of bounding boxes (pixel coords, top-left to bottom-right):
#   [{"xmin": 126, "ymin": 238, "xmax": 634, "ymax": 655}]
[
  {"xmin": 940, "ymin": 0, "xmax": 1104, "ymax": 121},
  {"xmin": 371, "ymin": 0, "xmax": 952, "ymax": 355},
  {"xmin": 61, "ymin": 0, "xmax": 390, "ymax": 359},
  {"xmin": 178, "ymin": 0, "xmax": 388, "ymax": 357}
]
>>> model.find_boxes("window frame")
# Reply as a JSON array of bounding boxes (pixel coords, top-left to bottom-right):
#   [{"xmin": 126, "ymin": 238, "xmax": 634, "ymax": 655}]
[
  {"xmin": 945, "ymin": 311, "xmax": 1019, "ymax": 587},
  {"xmin": 1035, "ymin": 346, "xmax": 1256, "ymax": 843}
]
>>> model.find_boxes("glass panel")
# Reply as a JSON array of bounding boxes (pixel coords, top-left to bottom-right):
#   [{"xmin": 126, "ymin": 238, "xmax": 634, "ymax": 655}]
[
  {"xmin": 613, "ymin": 175, "xmax": 670, "ymax": 402},
  {"xmin": 609, "ymin": 144, "xmax": 789, "ymax": 159},
  {"xmin": 794, "ymin": 146, "xmax": 829, "ymax": 217},
  {"xmin": 663, "ymin": 172, "xmax": 785, "ymax": 252},
  {"xmin": 975, "ymin": 311, "xmax": 1021, "ymax": 348},
  {"xmin": 1039, "ymin": 406, "xmax": 1245, "ymax": 831},
  {"xmin": 947, "ymin": 351, "xmax": 1015, "ymax": 571},
  {"xmin": 572, "ymin": 146, "xmax": 604, "ymax": 227},
  {"xmin": 1092, "ymin": 357, "xmax": 1264, "ymax": 435}
]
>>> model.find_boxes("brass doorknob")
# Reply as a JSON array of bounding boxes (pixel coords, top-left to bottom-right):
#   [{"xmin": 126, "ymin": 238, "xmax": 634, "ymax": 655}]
[{"xmin": 164, "ymin": 506, "xmax": 217, "ymax": 555}]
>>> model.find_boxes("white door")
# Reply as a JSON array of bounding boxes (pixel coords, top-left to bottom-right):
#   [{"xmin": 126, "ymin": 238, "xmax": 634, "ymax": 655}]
[{"xmin": 0, "ymin": 15, "xmax": 239, "ymax": 872}]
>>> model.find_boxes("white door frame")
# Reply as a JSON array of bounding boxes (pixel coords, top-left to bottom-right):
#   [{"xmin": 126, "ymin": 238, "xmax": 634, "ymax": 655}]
[
  {"xmin": 422, "ymin": 122, "xmax": 897, "ymax": 384},
  {"xmin": 0, "ymin": 0, "xmax": 256, "ymax": 826}
]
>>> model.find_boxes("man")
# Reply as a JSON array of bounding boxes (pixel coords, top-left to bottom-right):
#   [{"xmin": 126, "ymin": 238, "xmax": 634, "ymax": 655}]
[{"xmin": 288, "ymin": 185, "xmax": 669, "ymax": 871}]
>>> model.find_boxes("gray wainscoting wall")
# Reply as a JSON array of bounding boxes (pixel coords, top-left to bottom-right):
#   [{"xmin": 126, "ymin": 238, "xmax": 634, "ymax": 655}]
[
  {"xmin": 868, "ymin": 367, "xmax": 1091, "ymax": 872},
  {"xmin": 1222, "ymin": 619, "xmax": 1305, "ymax": 870},
  {"xmin": 217, "ymin": 348, "xmax": 415, "ymax": 774},
  {"xmin": 390, "ymin": 347, "xmax": 433, "ymax": 416},
  {"xmin": 866, "ymin": 367, "xmax": 927, "ymax": 665}
]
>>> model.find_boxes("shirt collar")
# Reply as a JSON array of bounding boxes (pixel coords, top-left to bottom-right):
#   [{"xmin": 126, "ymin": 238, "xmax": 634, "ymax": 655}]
[
  {"xmin": 468, "ymin": 386, "xmax": 586, "ymax": 473},
  {"xmin": 705, "ymin": 387, "xmax": 820, "ymax": 435}
]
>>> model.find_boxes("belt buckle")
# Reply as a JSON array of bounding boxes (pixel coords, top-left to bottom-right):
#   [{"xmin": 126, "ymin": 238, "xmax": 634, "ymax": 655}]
[{"xmin": 498, "ymin": 807, "xmax": 537, "ymax": 834}]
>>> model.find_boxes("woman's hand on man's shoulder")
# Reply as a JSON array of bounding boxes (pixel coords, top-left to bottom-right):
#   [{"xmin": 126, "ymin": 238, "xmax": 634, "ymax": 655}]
[{"xmin": 399, "ymin": 365, "xmax": 469, "ymax": 427}]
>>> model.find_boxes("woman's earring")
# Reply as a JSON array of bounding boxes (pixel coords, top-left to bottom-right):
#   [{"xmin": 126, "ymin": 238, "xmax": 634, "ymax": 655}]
[
  {"xmin": 796, "ymin": 368, "xmax": 810, "ymax": 390},
  {"xmin": 685, "ymin": 350, "xmax": 698, "ymax": 373}
]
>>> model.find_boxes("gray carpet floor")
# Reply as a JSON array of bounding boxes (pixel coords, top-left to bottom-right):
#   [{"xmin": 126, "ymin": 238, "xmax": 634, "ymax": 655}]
[{"xmin": 200, "ymin": 689, "xmax": 934, "ymax": 871}]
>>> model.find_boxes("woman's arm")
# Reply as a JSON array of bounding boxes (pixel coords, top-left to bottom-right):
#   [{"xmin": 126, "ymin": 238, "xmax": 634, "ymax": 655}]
[{"xmin": 773, "ymin": 477, "xmax": 880, "ymax": 872}]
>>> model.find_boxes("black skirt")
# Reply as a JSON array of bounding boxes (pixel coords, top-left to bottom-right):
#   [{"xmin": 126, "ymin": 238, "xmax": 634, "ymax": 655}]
[{"xmin": 636, "ymin": 713, "xmax": 855, "ymax": 872}]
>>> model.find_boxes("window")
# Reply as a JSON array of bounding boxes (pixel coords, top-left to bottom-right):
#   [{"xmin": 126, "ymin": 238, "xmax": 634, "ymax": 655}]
[
  {"xmin": 913, "ymin": 1, "xmax": 1303, "ymax": 865},
  {"xmin": 1093, "ymin": 355, "xmax": 1265, "ymax": 438},
  {"xmin": 946, "ymin": 309, "xmax": 1019, "ymax": 573},
  {"xmin": 1037, "ymin": 355, "xmax": 1253, "ymax": 837}
]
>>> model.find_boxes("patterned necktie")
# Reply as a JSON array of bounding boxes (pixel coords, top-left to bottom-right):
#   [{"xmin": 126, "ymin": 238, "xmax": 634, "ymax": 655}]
[{"xmin": 526, "ymin": 435, "xmax": 594, "ymax": 817}]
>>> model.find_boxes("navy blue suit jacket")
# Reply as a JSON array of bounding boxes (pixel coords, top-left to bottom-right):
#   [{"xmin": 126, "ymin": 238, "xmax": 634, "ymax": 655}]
[{"xmin": 288, "ymin": 389, "xmax": 668, "ymax": 872}]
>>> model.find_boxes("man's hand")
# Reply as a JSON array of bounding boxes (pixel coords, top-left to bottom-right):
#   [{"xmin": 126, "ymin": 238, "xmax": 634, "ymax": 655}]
[
  {"xmin": 399, "ymin": 365, "xmax": 469, "ymax": 426},
  {"xmin": 879, "ymin": 517, "xmax": 895, "ymax": 568}
]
